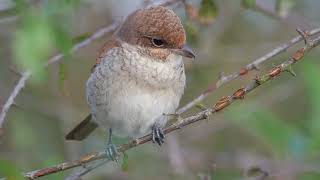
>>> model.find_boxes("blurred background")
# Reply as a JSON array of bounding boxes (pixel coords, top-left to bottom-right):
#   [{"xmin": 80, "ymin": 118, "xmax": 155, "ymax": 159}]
[{"xmin": 1, "ymin": 0, "xmax": 320, "ymax": 179}]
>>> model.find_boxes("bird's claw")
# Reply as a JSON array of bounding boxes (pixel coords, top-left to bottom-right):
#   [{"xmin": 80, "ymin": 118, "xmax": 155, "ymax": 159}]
[
  {"xmin": 152, "ymin": 124, "xmax": 165, "ymax": 146},
  {"xmin": 105, "ymin": 143, "xmax": 119, "ymax": 162}
]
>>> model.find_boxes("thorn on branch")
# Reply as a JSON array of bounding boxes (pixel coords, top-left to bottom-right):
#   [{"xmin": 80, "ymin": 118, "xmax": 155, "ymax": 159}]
[
  {"xmin": 296, "ymin": 28, "xmax": 312, "ymax": 46},
  {"xmin": 285, "ymin": 65, "xmax": 297, "ymax": 77}
]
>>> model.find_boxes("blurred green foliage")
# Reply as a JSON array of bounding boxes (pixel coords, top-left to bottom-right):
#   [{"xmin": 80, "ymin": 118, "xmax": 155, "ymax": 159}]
[
  {"xmin": 121, "ymin": 152, "xmax": 129, "ymax": 172},
  {"xmin": 1, "ymin": 0, "xmax": 320, "ymax": 179},
  {"xmin": 0, "ymin": 160, "xmax": 24, "ymax": 180},
  {"xmin": 198, "ymin": 0, "xmax": 218, "ymax": 25},
  {"xmin": 12, "ymin": 0, "xmax": 75, "ymax": 83},
  {"xmin": 241, "ymin": 0, "xmax": 256, "ymax": 8},
  {"xmin": 184, "ymin": 21, "xmax": 199, "ymax": 45},
  {"xmin": 228, "ymin": 104, "xmax": 303, "ymax": 157},
  {"xmin": 302, "ymin": 62, "xmax": 320, "ymax": 155},
  {"xmin": 13, "ymin": 14, "xmax": 54, "ymax": 82}
]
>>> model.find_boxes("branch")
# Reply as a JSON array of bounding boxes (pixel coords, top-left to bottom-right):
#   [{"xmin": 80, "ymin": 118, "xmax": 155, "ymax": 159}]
[
  {"xmin": 0, "ymin": 71, "xmax": 31, "ymax": 128},
  {"xmin": 64, "ymin": 160, "xmax": 109, "ymax": 180},
  {"xmin": 177, "ymin": 0, "xmax": 320, "ymax": 115},
  {"xmin": 176, "ymin": 27, "xmax": 320, "ymax": 114},
  {"xmin": 21, "ymin": 29, "xmax": 320, "ymax": 179}
]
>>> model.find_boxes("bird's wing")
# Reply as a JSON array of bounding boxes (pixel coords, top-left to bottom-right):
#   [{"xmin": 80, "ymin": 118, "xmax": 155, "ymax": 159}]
[{"xmin": 65, "ymin": 38, "xmax": 120, "ymax": 141}]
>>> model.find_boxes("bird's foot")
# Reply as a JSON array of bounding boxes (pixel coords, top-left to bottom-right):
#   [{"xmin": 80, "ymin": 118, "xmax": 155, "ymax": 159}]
[
  {"xmin": 105, "ymin": 142, "xmax": 119, "ymax": 162},
  {"xmin": 152, "ymin": 124, "xmax": 165, "ymax": 146},
  {"xmin": 105, "ymin": 128, "xmax": 119, "ymax": 162}
]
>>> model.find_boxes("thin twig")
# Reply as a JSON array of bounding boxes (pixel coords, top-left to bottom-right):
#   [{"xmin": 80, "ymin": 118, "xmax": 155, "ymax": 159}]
[
  {"xmin": 176, "ymin": 27, "xmax": 320, "ymax": 115},
  {"xmin": 0, "ymin": 71, "xmax": 31, "ymax": 127},
  {"xmin": 0, "ymin": 22, "xmax": 119, "ymax": 129},
  {"xmin": 64, "ymin": 159, "xmax": 109, "ymax": 180},
  {"xmin": 21, "ymin": 30, "xmax": 320, "ymax": 179}
]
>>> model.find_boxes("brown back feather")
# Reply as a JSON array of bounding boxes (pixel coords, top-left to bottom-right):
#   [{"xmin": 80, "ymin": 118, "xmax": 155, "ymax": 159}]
[{"xmin": 91, "ymin": 38, "xmax": 120, "ymax": 73}]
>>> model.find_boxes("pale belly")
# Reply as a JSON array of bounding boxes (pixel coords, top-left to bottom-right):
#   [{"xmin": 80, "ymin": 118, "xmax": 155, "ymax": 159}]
[{"xmin": 94, "ymin": 85, "xmax": 181, "ymax": 138}]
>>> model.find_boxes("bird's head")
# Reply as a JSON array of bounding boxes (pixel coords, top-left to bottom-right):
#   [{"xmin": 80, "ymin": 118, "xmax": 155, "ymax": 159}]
[{"xmin": 116, "ymin": 6, "xmax": 195, "ymax": 61}]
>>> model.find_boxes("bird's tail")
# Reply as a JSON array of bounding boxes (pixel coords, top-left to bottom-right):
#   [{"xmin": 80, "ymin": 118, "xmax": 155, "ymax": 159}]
[{"xmin": 65, "ymin": 114, "xmax": 98, "ymax": 141}]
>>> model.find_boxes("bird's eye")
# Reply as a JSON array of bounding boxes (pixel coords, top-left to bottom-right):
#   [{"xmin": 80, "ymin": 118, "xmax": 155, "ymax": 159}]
[{"xmin": 151, "ymin": 38, "xmax": 165, "ymax": 47}]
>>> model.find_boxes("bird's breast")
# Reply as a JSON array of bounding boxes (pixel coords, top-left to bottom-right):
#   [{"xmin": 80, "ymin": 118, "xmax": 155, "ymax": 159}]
[{"xmin": 87, "ymin": 44, "xmax": 186, "ymax": 137}]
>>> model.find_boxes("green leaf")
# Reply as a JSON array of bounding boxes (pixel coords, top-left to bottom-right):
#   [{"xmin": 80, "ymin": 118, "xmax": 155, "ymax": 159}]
[
  {"xmin": 53, "ymin": 25, "xmax": 73, "ymax": 56},
  {"xmin": 0, "ymin": 160, "xmax": 24, "ymax": 180},
  {"xmin": 198, "ymin": 0, "xmax": 218, "ymax": 25},
  {"xmin": 241, "ymin": 0, "xmax": 256, "ymax": 8},
  {"xmin": 12, "ymin": 0, "xmax": 76, "ymax": 84},
  {"xmin": 13, "ymin": 14, "xmax": 54, "ymax": 83},
  {"xmin": 121, "ymin": 152, "xmax": 129, "ymax": 171}
]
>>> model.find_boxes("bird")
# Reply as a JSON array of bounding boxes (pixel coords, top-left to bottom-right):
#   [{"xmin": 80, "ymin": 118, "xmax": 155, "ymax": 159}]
[{"xmin": 65, "ymin": 6, "xmax": 195, "ymax": 161}]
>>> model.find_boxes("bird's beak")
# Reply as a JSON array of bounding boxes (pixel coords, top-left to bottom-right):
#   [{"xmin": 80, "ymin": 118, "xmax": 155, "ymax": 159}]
[{"xmin": 172, "ymin": 44, "xmax": 195, "ymax": 59}]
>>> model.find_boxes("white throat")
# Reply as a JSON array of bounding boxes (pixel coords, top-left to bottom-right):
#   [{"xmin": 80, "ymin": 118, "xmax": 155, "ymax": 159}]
[{"xmin": 120, "ymin": 42, "xmax": 185, "ymax": 89}]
